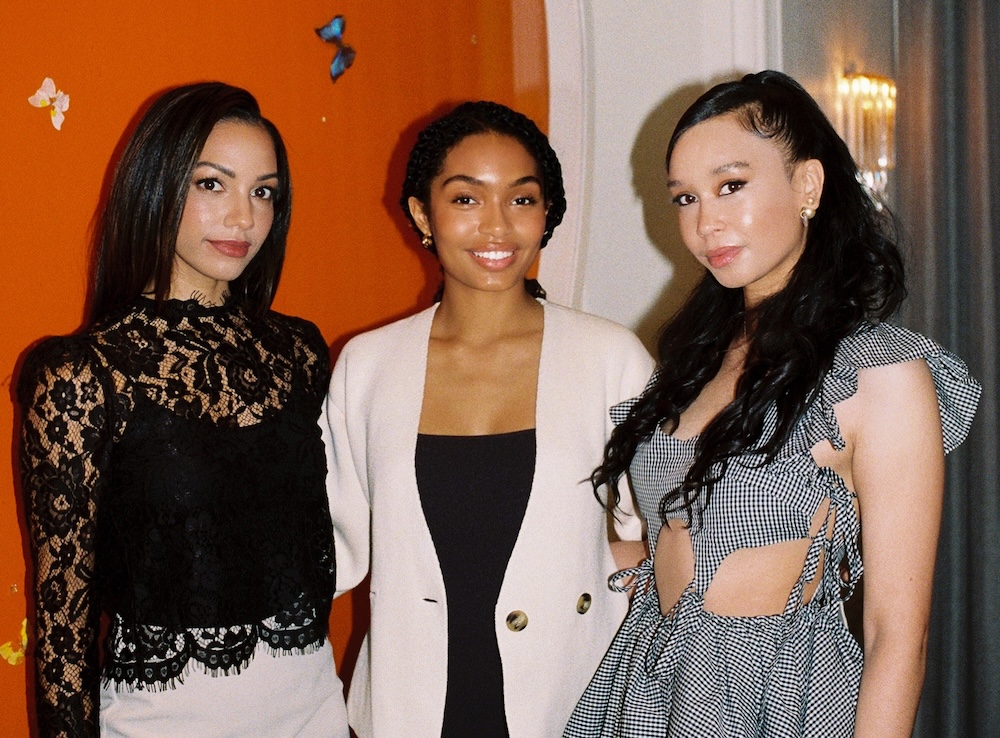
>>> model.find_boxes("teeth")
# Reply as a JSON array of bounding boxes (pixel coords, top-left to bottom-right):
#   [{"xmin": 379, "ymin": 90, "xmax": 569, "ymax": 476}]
[{"xmin": 474, "ymin": 250, "xmax": 514, "ymax": 260}]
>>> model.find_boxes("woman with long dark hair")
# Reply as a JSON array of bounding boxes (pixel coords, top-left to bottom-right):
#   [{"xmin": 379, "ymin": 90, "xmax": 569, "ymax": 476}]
[
  {"xmin": 565, "ymin": 71, "xmax": 980, "ymax": 737},
  {"xmin": 324, "ymin": 101, "xmax": 654, "ymax": 737},
  {"xmin": 19, "ymin": 83, "xmax": 346, "ymax": 737}
]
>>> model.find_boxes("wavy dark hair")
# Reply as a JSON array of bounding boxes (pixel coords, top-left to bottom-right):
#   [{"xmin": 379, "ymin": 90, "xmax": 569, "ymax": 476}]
[
  {"xmin": 91, "ymin": 82, "xmax": 291, "ymax": 323},
  {"xmin": 595, "ymin": 70, "xmax": 906, "ymax": 524},
  {"xmin": 400, "ymin": 100, "xmax": 566, "ymax": 300}
]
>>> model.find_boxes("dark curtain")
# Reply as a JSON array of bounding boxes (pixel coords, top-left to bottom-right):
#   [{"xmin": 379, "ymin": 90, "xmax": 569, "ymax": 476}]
[{"xmin": 895, "ymin": 1, "xmax": 999, "ymax": 734}]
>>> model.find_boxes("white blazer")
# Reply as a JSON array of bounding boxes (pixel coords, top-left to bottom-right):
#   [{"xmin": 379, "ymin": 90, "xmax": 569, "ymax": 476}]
[{"xmin": 322, "ymin": 300, "xmax": 655, "ymax": 737}]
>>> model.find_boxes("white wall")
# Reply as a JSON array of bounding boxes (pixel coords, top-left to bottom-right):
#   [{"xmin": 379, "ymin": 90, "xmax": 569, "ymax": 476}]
[
  {"xmin": 541, "ymin": 0, "xmax": 779, "ymax": 347},
  {"xmin": 541, "ymin": 0, "xmax": 895, "ymax": 348}
]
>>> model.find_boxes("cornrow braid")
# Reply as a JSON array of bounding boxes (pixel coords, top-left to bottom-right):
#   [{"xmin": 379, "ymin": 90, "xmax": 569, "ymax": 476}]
[{"xmin": 400, "ymin": 101, "xmax": 566, "ymax": 252}]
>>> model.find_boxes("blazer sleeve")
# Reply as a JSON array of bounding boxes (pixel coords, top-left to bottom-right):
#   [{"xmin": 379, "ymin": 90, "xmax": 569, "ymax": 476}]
[
  {"xmin": 322, "ymin": 342, "xmax": 372, "ymax": 596},
  {"xmin": 608, "ymin": 330, "xmax": 656, "ymax": 542}
]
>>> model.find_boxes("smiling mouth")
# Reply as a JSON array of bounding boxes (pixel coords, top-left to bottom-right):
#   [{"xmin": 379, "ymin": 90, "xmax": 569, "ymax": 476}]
[{"xmin": 473, "ymin": 250, "xmax": 515, "ymax": 261}]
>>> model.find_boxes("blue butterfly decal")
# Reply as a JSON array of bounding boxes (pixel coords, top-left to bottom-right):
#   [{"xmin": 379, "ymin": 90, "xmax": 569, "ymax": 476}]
[{"xmin": 315, "ymin": 15, "xmax": 356, "ymax": 82}]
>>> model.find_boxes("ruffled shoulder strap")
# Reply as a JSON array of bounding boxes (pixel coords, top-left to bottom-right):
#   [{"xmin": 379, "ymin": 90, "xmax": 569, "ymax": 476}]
[
  {"xmin": 810, "ymin": 322, "xmax": 980, "ymax": 453},
  {"xmin": 609, "ymin": 370, "xmax": 659, "ymax": 425}
]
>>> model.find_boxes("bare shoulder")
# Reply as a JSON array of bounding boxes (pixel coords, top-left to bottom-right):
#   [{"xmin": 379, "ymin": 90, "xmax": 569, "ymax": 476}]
[
  {"xmin": 855, "ymin": 357, "xmax": 937, "ymax": 406},
  {"xmin": 840, "ymin": 358, "xmax": 943, "ymax": 461}
]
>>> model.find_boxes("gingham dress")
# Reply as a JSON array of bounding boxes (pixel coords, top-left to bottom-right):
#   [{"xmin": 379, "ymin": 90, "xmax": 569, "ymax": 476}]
[{"xmin": 565, "ymin": 323, "xmax": 981, "ymax": 738}]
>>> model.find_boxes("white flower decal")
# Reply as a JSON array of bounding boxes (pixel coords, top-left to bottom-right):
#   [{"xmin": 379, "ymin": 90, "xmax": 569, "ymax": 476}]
[{"xmin": 28, "ymin": 78, "xmax": 70, "ymax": 130}]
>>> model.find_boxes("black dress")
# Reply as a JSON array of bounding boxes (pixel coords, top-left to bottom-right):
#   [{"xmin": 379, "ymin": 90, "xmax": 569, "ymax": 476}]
[
  {"xmin": 18, "ymin": 297, "xmax": 334, "ymax": 737},
  {"xmin": 415, "ymin": 429, "xmax": 536, "ymax": 738}
]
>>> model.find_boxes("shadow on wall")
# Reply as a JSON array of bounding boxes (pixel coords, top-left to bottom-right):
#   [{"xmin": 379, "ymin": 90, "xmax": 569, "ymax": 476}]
[
  {"xmin": 326, "ymin": 100, "xmax": 473, "ymax": 365},
  {"xmin": 630, "ymin": 74, "xmax": 769, "ymax": 352},
  {"xmin": 628, "ymin": 83, "xmax": 708, "ymax": 351},
  {"xmin": 378, "ymin": 104, "xmax": 464, "ymax": 314}
]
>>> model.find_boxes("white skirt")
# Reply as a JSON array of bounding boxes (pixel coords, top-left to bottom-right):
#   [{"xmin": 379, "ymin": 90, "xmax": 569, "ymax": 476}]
[{"xmin": 100, "ymin": 639, "xmax": 349, "ymax": 737}]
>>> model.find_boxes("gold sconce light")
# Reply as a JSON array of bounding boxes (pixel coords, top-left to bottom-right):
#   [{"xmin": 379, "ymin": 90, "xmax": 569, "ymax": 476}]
[{"xmin": 836, "ymin": 72, "xmax": 897, "ymax": 195}]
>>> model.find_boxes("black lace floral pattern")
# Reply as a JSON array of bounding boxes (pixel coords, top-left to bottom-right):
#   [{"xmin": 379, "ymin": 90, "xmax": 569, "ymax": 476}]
[{"xmin": 18, "ymin": 298, "xmax": 333, "ymax": 738}]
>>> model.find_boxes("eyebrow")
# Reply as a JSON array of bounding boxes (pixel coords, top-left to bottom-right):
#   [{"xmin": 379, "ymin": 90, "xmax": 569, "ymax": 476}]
[
  {"xmin": 194, "ymin": 160, "xmax": 279, "ymax": 181},
  {"xmin": 667, "ymin": 160, "xmax": 751, "ymax": 189},
  {"xmin": 439, "ymin": 174, "xmax": 542, "ymax": 188}
]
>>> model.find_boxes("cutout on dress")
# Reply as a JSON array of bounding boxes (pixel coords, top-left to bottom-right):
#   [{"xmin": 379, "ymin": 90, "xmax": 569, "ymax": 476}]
[{"xmin": 655, "ymin": 498, "xmax": 836, "ymax": 617}]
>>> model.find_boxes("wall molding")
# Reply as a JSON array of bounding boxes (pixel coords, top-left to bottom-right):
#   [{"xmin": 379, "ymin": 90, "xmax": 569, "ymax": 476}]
[{"xmin": 539, "ymin": 0, "xmax": 588, "ymax": 307}]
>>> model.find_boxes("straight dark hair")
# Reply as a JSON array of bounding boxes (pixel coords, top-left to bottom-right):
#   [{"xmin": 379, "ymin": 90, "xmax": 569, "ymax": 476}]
[
  {"xmin": 594, "ymin": 70, "xmax": 906, "ymax": 523},
  {"xmin": 91, "ymin": 82, "xmax": 291, "ymax": 323}
]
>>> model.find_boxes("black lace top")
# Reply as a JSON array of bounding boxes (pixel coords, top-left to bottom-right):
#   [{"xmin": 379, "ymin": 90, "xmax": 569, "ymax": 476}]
[{"xmin": 17, "ymin": 297, "xmax": 335, "ymax": 738}]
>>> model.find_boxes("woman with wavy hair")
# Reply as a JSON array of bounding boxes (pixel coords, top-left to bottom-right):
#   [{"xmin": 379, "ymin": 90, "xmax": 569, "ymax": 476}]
[
  {"xmin": 324, "ymin": 101, "xmax": 653, "ymax": 737},
  {"xmin": 19, "ymin": 83, "xmax": 346, "ymax": 737},
  {"xmin": 565, "ymin": 71, "xmax": 980, "ymax": 737}
]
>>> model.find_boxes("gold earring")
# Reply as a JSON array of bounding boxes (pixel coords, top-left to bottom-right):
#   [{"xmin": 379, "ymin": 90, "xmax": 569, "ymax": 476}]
[{"xmin": 421, "ymin": 233, "xmax": 434, "ymax": 250}]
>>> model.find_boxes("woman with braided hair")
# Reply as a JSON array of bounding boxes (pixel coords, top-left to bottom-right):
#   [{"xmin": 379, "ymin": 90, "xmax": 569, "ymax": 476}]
[
  {"xmin": 565, "ymin": 70, "xmax": 981, "ymax": 737},
  {"xmin": 323, "ymin": 101, "xmax": 654, "ymax": 737}
]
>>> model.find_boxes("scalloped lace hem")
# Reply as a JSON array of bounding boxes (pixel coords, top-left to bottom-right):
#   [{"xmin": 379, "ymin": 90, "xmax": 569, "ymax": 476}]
[{"xmin": 102, "ymin": 615, "xmax": 328, "ymax": 691}]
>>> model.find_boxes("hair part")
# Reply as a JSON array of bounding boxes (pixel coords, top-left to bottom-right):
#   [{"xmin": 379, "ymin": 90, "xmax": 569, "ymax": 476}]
[
  {"xmin": 596, "ymin": 70, "xmax": 906, "ymax": 524},
  {"xmin": 91, "ymin": 82, "xmax": 292, "ymax": 323}
]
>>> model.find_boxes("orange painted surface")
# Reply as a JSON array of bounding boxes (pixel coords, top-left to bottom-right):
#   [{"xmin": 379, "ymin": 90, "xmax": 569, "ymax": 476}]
[{"xmin": 0, "ymin": 2, "xmax": 547, "ymax": 733}]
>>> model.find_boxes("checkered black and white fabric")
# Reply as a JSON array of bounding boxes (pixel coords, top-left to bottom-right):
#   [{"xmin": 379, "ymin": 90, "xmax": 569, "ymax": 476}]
[{"xmin": 565, "ymin": 322, "xmax": 981, "ymax": 737}]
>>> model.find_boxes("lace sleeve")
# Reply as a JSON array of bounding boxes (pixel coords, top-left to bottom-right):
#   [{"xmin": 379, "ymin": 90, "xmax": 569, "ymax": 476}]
[
  {"xmin": 18, "ymin": 339, "xmax": 114, "ymax": 738},
  {"xmin": 286, "ymin": 314, "xmax": 332, "ymax": 402}
]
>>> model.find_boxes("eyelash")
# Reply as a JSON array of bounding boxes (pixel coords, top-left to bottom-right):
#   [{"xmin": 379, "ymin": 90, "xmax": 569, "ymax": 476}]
[
  {"xmin": 193, "ymin": 178, "xmax": 275, "ymax": 201},
  {"xmin": 450, "ymin": 195, "xmax": 540, "ymax": 206},
  {"xmin": 195, "ymin": 177, "xmax": 222, "ymax": 191},
  {"xmin": 671, "ymin": 180, "xmax": 747, "ymax": 206}
]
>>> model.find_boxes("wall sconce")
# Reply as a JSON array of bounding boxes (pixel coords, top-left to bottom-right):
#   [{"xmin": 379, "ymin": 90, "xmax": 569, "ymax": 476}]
[{"xmin": 836, "ymin": 72, "xmax": 897, "ymax": 195}]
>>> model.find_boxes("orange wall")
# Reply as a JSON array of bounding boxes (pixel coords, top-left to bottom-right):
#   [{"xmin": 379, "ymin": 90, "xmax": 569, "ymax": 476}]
[{"xmin": 0, "ymin": 2, "xmax": 547, "ymax": 734}]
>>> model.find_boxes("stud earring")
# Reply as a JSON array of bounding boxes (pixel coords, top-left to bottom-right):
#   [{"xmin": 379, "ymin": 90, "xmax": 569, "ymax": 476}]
[{"xmin": 421, "ymin": 233, "xmax": 434, "ymax": 250}]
